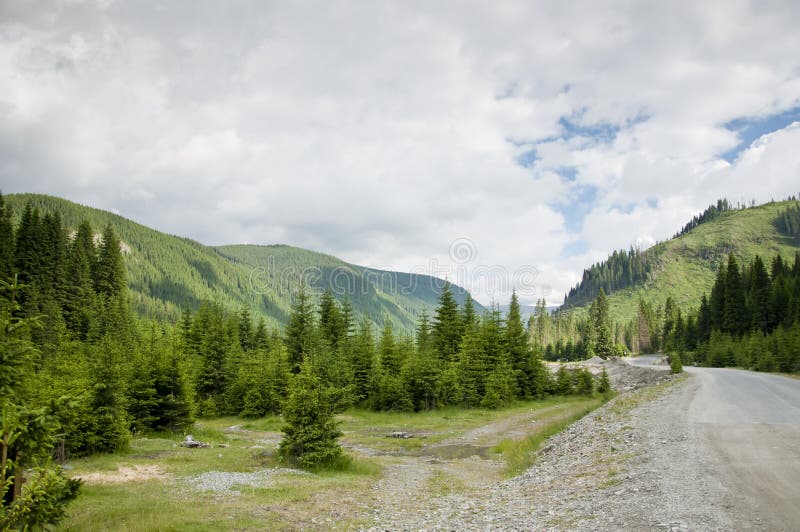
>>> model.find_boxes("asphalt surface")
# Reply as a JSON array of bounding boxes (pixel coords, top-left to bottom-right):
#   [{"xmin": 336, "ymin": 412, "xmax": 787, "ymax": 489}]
[{"xmin": 628, "ymin": 356, "xmax": 800, "ymax": 530}]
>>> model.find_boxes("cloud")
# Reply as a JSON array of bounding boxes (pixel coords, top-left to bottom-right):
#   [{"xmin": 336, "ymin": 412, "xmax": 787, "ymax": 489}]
[{"xmin": 0, "ymin": 1, "xmax": 799, "ymax": 306}]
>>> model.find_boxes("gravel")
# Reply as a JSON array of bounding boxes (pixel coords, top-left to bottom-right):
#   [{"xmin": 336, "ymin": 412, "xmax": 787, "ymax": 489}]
[
  {"xmin": 187, "ymin": 468, "xmax": 310, "ymax": 496},
  {"xmin": 363, "ymin": 369, "xmax": 737, "ymax": 531}
]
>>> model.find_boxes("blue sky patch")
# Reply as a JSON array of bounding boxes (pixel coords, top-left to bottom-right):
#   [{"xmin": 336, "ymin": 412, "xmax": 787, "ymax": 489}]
[
  {"xmin": 721, "ymin": 106, "xmax": 800, "ymax": 162},
  {"xmin": 552, "ymin": 183, "xmax": 598, "ymax": 233},
  {"xmin": 555, "ymin": 166, "xmax": 577, "ymax": 181},
  {"xmin": 517, "ymin": 148, "xmax": 538, "ymax": 168},
  {"xmin": 559, "ymin": 116, "xmax": 620, "ymax": 143},
  {"xmin": 561, "ymin": 239, "xmax": 589, "ymax": 258},
  {"xmin": 612, "ymin": 201, "xmax": 637, "ymax": 214}
]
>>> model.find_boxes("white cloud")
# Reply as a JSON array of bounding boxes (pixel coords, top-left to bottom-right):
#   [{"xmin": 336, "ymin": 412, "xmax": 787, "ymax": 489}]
[{"xmin": 0, "ymin": 1, "xmax": 799, "ymax": 306}]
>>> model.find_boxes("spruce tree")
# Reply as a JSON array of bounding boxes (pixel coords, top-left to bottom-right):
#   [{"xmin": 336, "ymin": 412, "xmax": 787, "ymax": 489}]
[
  {"xmin": 591, "ymin": 288, "xmax": 613, "ymax": 358},
  {"xmin": 722, "ymin": 253, "xmax": 747, "ymax": 336},
  {"xmin": 94, "ymin": 224, "xmax": 126, "ymax": 300},
  {"xmin": 432, "ymin": 283, "xmax": 463, "ymax": 362},
  {"xmin": 0, "ymin": 278, "xmax": 81, "ymax": 528},
  {"xmin": 318, "ymin": 289, "xmax": 344, "ymax": 349},
  {"xmin": 461, "ymin": 293, "xmax": 478, "ymax": 331},
  {"xmin": 505, "ymin": 291, "xmax": 531, "ymax": 396},
  {"xmin": 278, "ymin": 361, "xmax": 344, "ymax": 469},
  {"xmin": 597, "ymin": 367, "xmax": 611, "ymax": 395},
  {"xmin": 377, "ymin": 319, "xmax": 402, "ymax": 376},
  {"xmin": 749, "ymin": 255, "xmax": 771, "ymax": 333},
  {"xmin": 284, "ymin": 285, "xmax": 315, "ymax": 373},
  {"xmin": 350, "ymin": 318, "xmax": 374, "ymax": 402},
  {"xmin": 14, "ymin": 204, "xmax": 42, "ymax": 288},
  {"xmin": 63, "ymin": 221, "xmax": 97, "ymax": 339},
  {"xmin": 0, "ymin": 193, "xmax": 15, "ymax": 281},
  {"xmin": 454, "ymin": 326, "xmax": 484, "ymax": 407}
]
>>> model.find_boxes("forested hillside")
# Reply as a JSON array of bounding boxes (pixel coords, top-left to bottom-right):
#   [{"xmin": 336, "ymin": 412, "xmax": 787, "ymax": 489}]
[
  {"xmin": 4, "ymin": 194, "xmax": 476, "ymax": 333},
  {"xmin": 562, "ymin": 199, "xmax": 800, "ymax": 322}
]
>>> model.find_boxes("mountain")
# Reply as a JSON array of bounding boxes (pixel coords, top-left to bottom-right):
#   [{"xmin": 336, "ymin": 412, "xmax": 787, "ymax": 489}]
[
  {"xmin": 561, "ymin": 199, "xmax": 800, "ymax": 322},
  {"xmin": 5, "ymin": 194, "xmax": 479, "ymax": 332}
]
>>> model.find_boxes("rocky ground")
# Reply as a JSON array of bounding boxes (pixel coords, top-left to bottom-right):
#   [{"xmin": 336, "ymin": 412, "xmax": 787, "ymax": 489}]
[{"xmin": 363, "ymin": 360, "xmax": 737, "ymax": 531}]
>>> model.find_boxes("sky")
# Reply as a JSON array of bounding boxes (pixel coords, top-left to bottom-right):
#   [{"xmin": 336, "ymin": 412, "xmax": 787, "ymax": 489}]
[{"xmin": 1, "ymin": 0, "xmax": 799, "ymax": 306}]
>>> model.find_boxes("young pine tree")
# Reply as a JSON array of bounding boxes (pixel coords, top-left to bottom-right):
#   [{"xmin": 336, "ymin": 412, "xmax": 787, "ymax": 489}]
[
  {"xmin": 278, "ymin": 361, "xmax": 344, "ymax": 470},
  {"xmin": 590, "ymin": 288, "xmax": 614, "ymax": 358},
  {"xmin": 433, "ymin": 283, "xmax": 463, "ymax": 362}
]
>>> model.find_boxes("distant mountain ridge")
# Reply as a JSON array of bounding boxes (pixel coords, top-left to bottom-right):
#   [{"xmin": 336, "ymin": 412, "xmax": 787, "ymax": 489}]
[
  {"xmin": 561, "ymin": 199, "xmax": 800, "ymax": 321},
  {"xmin": 5, "ymin": 193, "xmax": 480, "ymax": 333}
]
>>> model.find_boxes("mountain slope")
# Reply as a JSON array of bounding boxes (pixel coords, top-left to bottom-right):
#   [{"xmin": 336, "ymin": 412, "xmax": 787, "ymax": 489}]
[
  {"xmin": 5, "ymin": 194, "xmax": 478, "ymax": 332},
  {"xmin": 562, "ymin": 200, "xmax": 800, "ymax": 322}
]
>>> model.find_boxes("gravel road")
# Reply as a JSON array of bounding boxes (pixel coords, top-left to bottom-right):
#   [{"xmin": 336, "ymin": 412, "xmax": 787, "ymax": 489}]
[{"xmin": 364, "ymin": 359, "xmax": 800, "ymax": 531}]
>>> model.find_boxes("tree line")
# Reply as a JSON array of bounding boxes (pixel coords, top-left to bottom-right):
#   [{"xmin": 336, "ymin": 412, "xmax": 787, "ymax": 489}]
[
  {"xmin": 777, "ymin": 203, "xmax": 800, "ymax": 238},
  {"xmin": 682, "ymin": 252, "xmax": 800, "ymax": 371},
  {"xmin": 562, "ymin": 247, "xmax": 651, "ymax": 308}
]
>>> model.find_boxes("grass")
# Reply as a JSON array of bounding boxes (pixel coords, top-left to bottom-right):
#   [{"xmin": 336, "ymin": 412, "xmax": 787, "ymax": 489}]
[
  {"xmin": 61, "ymin": 417, "xmax": 380, "ymax": 531},
  {"xmin": 492, "ymin": 395, "xmax": 608, "ymax": 477},
  {"xmin": 60, "ymin": 395, "xmax": 621, "ymax": 529}
]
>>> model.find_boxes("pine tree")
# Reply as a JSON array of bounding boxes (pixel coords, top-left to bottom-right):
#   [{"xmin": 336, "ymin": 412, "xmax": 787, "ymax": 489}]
[
  {"xmin": 194, "ymin": 302, "xmax": 231, "ymax": 416},
  {"xmin": 284, "ymin": 285, "xmax": 315, "ymax": 373},
  {"xmin": 0, "ymin": 278, "xmax": 81, "ymax": 528},
  {"xmin": 346, "ymin": 318, "xmax": 372, "ymax": 402},
  {"xmin": 378, "ymin": 320, "xmax": 402, "ymax": 376},
  {"xmin": 696, "ymin": 294, "xmax": 711, "ymax": 343},
  {"xmin": 722, "ymin": 253, "xmax": 747, "ymax": 336},
  {"xmin": 597, "ymin": 367, "xmax": 611, "ymax": 395},
  {"xmin": 455, "ymin": 326, "xmax": 485, "ymax": 407},
  {"xmin": 575, "ymin": 368, "xmax": 595, "ymax": 395},
  {"xmin": 152, "ymin": 344, "xmax": 193, "ymax": 431},
  {"xmin": 94, "ymin": 224, "xmax": 126, "ymax": 300},
  {"xmin": 709, "ymin": 262, "xmax": 727, "ymax": 332},
  {"xmin": 480, "ymin": 363, "xmax": 516, "ymax": 408},
  {"xmin": 278, "ymin": 361, "xmax": 344, "ymax": 470},
  {"xmin": 505, "ymin": 291, "xmax": 531, "ymax": 396},
  {"xmin": 749, "ymin": 255, "xmax": 771, "ymax": 333},
  {"xmin": 590, "ymin": 288, "xmax": 613, "ymax": 358},
  {"xmin": 555, "ymin": 365, "xmax": 573, "ymax": 395},
  {"xmin": 318, "ymin": 289, "xmax": 344, "ymax": 349},
  {"xmin": 481, "ymin": 304, "xmax": 506, "ymax": 369},
  {"xmin": 0, "ymin": 193, "xmax": 15, "ymax": 281},
  {"xmin": 433, "ymin": 283, "xmax": 463, "ymax": 362},
  {"xmin": 14, "ymin": 204, "xmax": 42, "ymax": 288},
  {"xmin": 461, "ymin": 293, "xmax": 478, "ymax": 331},
  {"xmin": 86, "ymin": 338, "xmax": 129, "ymax": 452},
  {"xmin": 63, "ymin": 221, "xmax": 97, "ymax": 339},
  {"xmin": 237, "ymin": 308, "xmax": 253, "ymax": 351}
]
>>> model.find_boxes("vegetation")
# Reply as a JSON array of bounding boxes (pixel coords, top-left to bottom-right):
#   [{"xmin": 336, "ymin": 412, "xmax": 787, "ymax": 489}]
[
  {"xmin": 0, "ymin": 190, "xmax": 615, "ymax": 511},
  {"xmin": 1, "ymin": 278, "xmax": 82, "ymax": 529},
  {"xmin": 687, "ymin": 252, "xmax": 800, "ymax": 371},
  {"xmin": 4, "ymin": 193, "xmax": 478, "ymax": 334},
  {"xmin": 776, "ymin": 202, "xmax": 800, "ymax": 239},
  {"xmin": 563, "ymin": 247, "xmax": 651, "ymax": 308},
  {"xmin": 674, "ymin": 198, "xmax": 739, "ymax": 238},
  {"xmin": 562, "ymin": 199, "xmax": 800, "ymax": 323}
]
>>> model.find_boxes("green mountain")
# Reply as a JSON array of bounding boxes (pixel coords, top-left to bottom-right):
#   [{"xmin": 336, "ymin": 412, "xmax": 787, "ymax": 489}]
[
  {"xmin": 5, "ymin": 193, "xmax": 479, "ymax": 332},
  {"xmin": 561, "ymin": 199, "xmax": 800, "ymax": 322}
]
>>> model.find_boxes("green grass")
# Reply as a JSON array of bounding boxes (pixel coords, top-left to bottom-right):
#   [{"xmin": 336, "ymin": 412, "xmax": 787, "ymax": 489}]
[
  {"xmin": 60, "ymin": 397, "xmax": 613, "ymax": 529},
  {"xmin": 61, "ymin": 417, "xmax": 380, "ymax": 531},
  {"xmin": 492, "ymin": 395, "xmax": 608, "ymax": 477}
]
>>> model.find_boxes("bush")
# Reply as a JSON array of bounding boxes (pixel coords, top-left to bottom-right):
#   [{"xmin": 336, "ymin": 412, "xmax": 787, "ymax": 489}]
[
  {"xmin": 597, "ymin": 367, "xmax": 612, "ymax": 395},
  {"xmin": 669, "ymin": 352, "xmax": 683, "ymax": 374}
]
